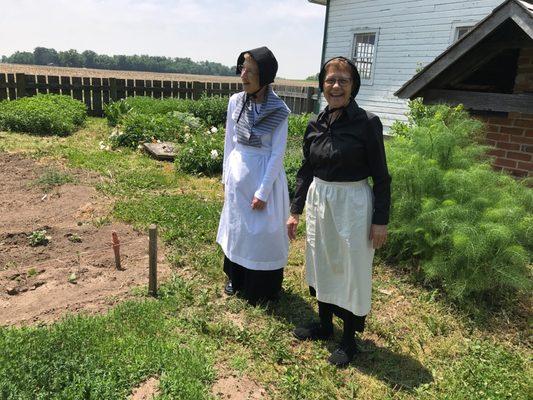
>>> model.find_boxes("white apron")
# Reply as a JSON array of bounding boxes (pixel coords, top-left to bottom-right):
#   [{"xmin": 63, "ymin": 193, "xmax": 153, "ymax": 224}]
[
  {"xmin": 217, "ymin": 142, "xmax": 289, "ymax": 270},
  {"xmin": 305, "ymin": 177, "xmax": 375, "ymax": 316}
]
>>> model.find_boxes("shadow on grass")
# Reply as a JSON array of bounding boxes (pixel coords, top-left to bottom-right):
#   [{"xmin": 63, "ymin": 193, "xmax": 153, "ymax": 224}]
[
  {"xmin": 346, "ymin": 339, "xmax": 432, "ymax": 391},
  {"xmin": 267, "ymin": 288, "xmax": 320, "ymax": 327},
  {"xmin": 265, "ymin": 289, "xmax": 433, "ymax": 392}
]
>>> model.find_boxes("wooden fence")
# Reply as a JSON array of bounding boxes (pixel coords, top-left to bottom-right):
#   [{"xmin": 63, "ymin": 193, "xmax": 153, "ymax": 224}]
[{"xmin": 0, "ymin": 73, "xmax": 318, "ymax": 116}]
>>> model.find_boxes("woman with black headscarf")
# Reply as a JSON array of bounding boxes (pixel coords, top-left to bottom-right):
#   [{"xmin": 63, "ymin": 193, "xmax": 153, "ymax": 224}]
[
  {"xmin": 217, "ymin": 47, "xmax": 291, "ymax": 305},
  {"xmin": 287, "ymin": 57, "xmax": 391, "ymax": 367}
]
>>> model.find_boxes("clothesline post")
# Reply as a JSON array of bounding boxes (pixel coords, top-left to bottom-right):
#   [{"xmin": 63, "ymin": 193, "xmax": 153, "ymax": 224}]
[{"xmin": 148, "ymin": 224, "xmax": 158, "ymax": 297}]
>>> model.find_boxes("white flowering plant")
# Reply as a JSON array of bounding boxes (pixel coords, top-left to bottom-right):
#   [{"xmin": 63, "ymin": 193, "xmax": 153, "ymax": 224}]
[
  {"xmin": 105, "ymin": 111, "xmax": 203, "ymax": 149},
  {"xmin": 176, "ymin": 126, "xmax": 224, "ymax": 175}
]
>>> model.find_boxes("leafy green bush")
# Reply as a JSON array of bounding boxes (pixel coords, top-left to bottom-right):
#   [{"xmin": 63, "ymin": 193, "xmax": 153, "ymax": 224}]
[
  {"xmin": 385, "ymin": 101, "xmax": 532, "ymax": 301},
  {"xmin": 284, "ymin": 150, "xmax": 302, "ymax": 199},
  {"xmin": 285, "ymin": 115, "xmax": 311, "ymax": 198},
  {"xmin": 175, "ymin": 127, "xmax": 224, "ymax": 175},
  {"xmin": 105, "ymin": 95, "xmax": 228, "ymax": 127},
  {"xmin": 103, "ymin": 99, "xmax": 132, "ymax": 126},
  {"xmin": 107, "ymin": 111, "xmax": 202, "ymax": 149},
  {"xmin": 288, "ymin": 113, "xmax": 312, "ymax": 137},
  {"xmin": 184, "ymin": 95, "xmax": 228, "ymax": 127},
  {"xmin": 0, "ymin": 94, "xmax": 86, "ymax": 135}
]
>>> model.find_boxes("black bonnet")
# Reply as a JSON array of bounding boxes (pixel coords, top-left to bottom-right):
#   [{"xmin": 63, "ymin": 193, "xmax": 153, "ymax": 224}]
[
  {"xmin": 318, "ymin": 56, "xmax": 361, "ymax": 99},
  {"xmin": 236, "ymin": 46, "xmax": 278, "ymax": 87}
]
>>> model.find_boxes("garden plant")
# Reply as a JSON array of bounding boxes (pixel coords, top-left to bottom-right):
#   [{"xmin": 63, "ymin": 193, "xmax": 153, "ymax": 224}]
[
  {"xmin": 385, "ymin": 100, "xmax": 532, "ymax": 302},
  {"xmin": 0, "ymin": 94, "xmax": 86, "ymax": 135}
]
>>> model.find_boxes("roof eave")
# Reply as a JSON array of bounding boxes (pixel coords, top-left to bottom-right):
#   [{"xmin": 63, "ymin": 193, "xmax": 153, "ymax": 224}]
[{"xmin": 395, "ymin": 0, "xmax": 533, "ymax": 99}]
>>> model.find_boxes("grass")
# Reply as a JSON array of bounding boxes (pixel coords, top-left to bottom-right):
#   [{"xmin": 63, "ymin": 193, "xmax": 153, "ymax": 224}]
[
  {"xmin": 0, "ymin": 279, "xmax": 215, "ymax": 400},
  {"xmin": 0, "ymin": 118, "xmax": 530, "ymax": 399}
]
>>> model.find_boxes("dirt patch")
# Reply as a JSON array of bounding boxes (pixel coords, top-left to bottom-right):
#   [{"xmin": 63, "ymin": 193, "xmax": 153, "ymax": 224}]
[
  {"xmin": 0, "ymin": 152, "xmax": 170, "ymax": 326},
  {"xmin": 223, "ymin": 311, "xmax": 246, "ymax": 330},
  {"xmin": 129, "ymin": 377, "xmax": 160, "ymax": 400},
  {"xmin": 212, "ymin": 370, "xmax": 268, "ymax": 400}
]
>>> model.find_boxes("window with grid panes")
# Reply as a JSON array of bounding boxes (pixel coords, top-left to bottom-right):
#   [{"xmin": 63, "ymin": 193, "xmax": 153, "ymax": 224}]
[{"xmin": 352, "ymin": 33, "xmax": 376, "ymax": 80}]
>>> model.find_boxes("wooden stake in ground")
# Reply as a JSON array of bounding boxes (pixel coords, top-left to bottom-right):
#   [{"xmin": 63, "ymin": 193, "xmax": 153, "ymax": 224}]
[
  {"xmin": 148, "ymin": 224, "xmax": 157, "ymax": 297},
  {"xmin": 111, "ymin": 231, "xmax": 121, "ymax": 270}
]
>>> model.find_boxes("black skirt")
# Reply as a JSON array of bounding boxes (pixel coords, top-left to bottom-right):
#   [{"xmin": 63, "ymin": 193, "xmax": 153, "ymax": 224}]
[{"xmin": 224, "ymin": 256, "xmax": 283, "ymax": 304}]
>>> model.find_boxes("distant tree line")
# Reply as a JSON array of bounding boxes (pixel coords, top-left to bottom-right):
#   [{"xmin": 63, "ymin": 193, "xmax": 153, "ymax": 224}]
[{"xmin": 1, "ymin": 47, "xmax": 235, "ymax": 76}]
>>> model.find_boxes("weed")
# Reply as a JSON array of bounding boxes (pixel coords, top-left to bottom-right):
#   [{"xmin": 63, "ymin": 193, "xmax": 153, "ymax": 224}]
[
  {"xmin": 92, "ymin": 216, "xmax": 111, "ymax": 228},
  {"xmin": 26, "ymin": 268, "xmax": 37, "ymax": 278},
  {"xmin": 28, "ymin": 230, "xmax": 50, "ymax": 246},
  {"xmin": 67, "ymin": 233, "xmax": 82, "ymax": 243},
  {"xmin": 35, "ymin": 169, "xmax": 75, "ymax": 190},
  {"xmin": 2, "ymin": 261, "xmax": 17, "ymax": 271}
]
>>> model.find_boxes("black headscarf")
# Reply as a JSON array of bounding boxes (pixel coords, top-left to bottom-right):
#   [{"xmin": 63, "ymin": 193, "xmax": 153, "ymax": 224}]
[
  {"xmin": 318, "ymin": 56, "xmax": 361, "ymax": 100},
  {"xmin": 236, "ymin": 46, "xmax": 278, "ymax": 87}
]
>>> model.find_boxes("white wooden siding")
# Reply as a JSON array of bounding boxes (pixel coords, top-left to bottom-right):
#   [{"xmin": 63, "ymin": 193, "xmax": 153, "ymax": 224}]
[{"xmin": 322, "ymin": 0, "xmax": 504, "ymax": 129}]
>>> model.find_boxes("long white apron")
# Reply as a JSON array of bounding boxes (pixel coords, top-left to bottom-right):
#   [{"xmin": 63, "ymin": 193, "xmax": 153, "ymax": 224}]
[
  {"xmin": 217, "ymin": 142, "xmax": 289, "ymax": 270},
  {"xmin": 305, "ymin": 177, "xmax": 375, "ymax": 316}
]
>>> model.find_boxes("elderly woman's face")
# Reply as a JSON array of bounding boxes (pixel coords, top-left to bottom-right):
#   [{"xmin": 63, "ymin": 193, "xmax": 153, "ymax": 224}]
[
  {"xmin": 240, "ymin": 55, "xmax": 261, "ymax": 94},
  {"xmin": 323, "ymin": 64, "xmax": 353, "ymax": 109}
]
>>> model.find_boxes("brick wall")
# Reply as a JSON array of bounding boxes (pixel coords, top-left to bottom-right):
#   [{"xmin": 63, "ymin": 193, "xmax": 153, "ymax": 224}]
[
  {"xmin": 480, "ymin": 47, "xmax": 533, "ymax": 178},
  {"xmin": 484, "ymin": 113, "xmax": 533, "ymax": 177}
]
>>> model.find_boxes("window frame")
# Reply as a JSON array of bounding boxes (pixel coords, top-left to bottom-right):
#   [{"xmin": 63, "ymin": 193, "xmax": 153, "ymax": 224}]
[
  {"xmin": 449, "ymin": 20, "xmax": 477, "ymax": 43},
  {"xmin": 350, "ymin": 28, "xmax": 380, "ymax": 86}
]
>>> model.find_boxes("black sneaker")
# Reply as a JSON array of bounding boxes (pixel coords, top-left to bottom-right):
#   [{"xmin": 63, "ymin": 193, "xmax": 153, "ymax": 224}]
[
  {"xmin": 328, "ymin": 340, "xmax": 358, "ymax": 367},
  {"xmin": 293, "ymin": 322, "xmax": 333, "ymax": 341},
  {"xmin": 224, "ymin": 280, "xmax": 235, "ymax": 296}
]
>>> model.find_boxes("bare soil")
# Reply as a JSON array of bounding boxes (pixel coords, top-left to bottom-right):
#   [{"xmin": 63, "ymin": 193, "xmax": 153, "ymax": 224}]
[
  {"xmin": 0, "ymin": 63, "xmax": 314, "ymax": 87},
  {"xmin": 212, "ymin": 370, "xmax": 268, "ymax": 400},
  {"xmin": 129, "ymin": 377, "xmax": 160, "ymax": 400},
  {"xmin": 0, "ymin": 152, "xmax": 170, "ymax": 326}
]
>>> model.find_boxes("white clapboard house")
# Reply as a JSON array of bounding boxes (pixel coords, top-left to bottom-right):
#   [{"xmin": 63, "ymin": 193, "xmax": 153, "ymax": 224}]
[{"xmin": 309, "ymin": 0, "xmax": 506, "ymax": 129}]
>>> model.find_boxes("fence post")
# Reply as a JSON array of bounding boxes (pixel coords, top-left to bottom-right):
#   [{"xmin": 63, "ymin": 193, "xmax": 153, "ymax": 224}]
[
  {"xmin": 306, "ymin": 86, "xmax": 315, "ymax": 113},
  {"xmin": 148, "ymin": 224, "xmax": 158, "ymax": 297},
  {"xmin": 15, "ymin": 73, "xmax": 26, "ymax": 99},
  {"xmin": 192, "ymin": 81, "xmax": 203, "ymax": 100},
  {"xmin": 109, "ymin": 78, "xmax": 118, "ymax": 101}
]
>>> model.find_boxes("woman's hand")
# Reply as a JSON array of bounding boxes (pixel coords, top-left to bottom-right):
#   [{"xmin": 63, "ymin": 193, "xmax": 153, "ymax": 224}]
[
  {"xmin": 251, "ymin": 196, "xmax": 266, "ymax": 210},
  {"xmin": 370, "ymin": 224, "xmax": 388, "ymax": 249},
  {"xmin": 287, "ymin": 214, "xmax": 300, "ymax": 240}
]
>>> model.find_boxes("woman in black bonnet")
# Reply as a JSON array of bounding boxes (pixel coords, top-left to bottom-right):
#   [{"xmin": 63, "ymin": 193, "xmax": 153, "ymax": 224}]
[
  {"xmin": 217, "ymin": 46, "xmax": 291, "ymax": 305},
  {"xmin": 287, "ymin": 57, "xmax": 391, "ymax": 367}
]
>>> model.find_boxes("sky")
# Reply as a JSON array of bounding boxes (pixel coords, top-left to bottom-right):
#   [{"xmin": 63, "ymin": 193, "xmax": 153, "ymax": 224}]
[{"xmin": 1, "ymin": 0, "xmax": 326, "ymax": 79}]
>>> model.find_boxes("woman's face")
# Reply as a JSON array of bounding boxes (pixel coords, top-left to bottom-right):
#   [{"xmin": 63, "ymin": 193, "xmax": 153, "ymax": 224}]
[
  {"xmin": 323, "ymin": 64, "xmax": 353, "ymax": 109},
  {"xmin": 240, "ymin": 55, "xmax": 261, "ymax": 94}
]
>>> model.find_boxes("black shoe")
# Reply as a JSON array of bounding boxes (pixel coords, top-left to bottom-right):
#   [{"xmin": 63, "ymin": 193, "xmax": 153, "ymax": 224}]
[
  {"xmin": 328, "ymin": 340, "xmax": 358, "ymax": 367},
  {"xmin": 293, "ymin": 322, "xmax": 333, "ymax": 341},
  {"xmin": 224, "ymin": 280, "xmax": 235, "ymax": 296}
]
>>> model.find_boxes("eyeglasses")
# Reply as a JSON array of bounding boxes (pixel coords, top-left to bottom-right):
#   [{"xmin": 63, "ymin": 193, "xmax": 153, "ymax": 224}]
[
  {"xmin": 324, "ymin": 78, "xmax": 352, "ymax": 87},
  {"xmin": 238, "ymin": 64, "xmax": 258, "ymax": 76}
]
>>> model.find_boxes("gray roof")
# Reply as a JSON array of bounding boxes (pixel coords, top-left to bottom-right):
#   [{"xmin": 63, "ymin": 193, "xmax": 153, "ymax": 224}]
[{"xmin": 395, "ymin": 0, "xmax": 533, "ymax": 99}]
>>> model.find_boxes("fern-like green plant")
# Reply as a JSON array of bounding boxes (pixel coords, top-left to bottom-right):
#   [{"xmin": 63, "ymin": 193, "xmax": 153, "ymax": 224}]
[{"xmin": 385, "ymin": 101, "xmax": 532, "ymax": 303}]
